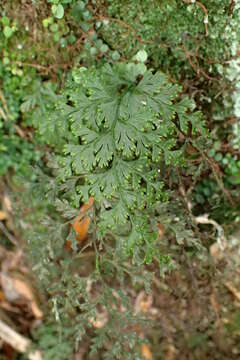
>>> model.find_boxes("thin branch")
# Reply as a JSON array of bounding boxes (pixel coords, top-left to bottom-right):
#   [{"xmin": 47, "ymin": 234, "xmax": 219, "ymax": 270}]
[
  {"xmin": 227, "ymin": 0, "xmax": 235, "ymax": 15},
  {"xmin": 196, "ymin": 1, "xmax": 209, "ymax": 36},
  {"xmin": 181, "ymin": 43, "xmax": 219, "ymax": 82},
  {"xmin": 0, "ymin": 107, "xmax": 7, "ymax": 122},
  {"xmin": 14, "ymin": 61, "xmax": 70, "ymax": 75},
  {"xmin": 225, "ymin": 281, "xmax": 240, "ymax": 301},
  {"xmin": 189, "ymin": 140, "xmax": 234, "ymax": 205},
  {"xmin": 0, "ymin": 222, "xmax": 18, "ymax": 246},
  {"xmin": 0, "ymin": 319, "xmax": 42, "ymax": 360},
  {"xmin": 202, "ymin": 152, "xmax": 234, "ymax": 205},
  {"xmin": 195, "ymin": 214, "xmax": 227, "ymax": 250},
  {"xmin": 184, "ymin": 0, "xmax": 209, "ymax": 36},
  {"xmin": 94, "ymin": 15, "xmax": 153, "ymax": 45},
  {"xmin": 0, "ymin": 90, "xmax": 9, "ymax": 115}
]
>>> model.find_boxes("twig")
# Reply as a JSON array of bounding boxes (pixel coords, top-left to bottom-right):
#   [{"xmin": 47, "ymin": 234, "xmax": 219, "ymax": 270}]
[
  {"xmin": 94, "ymin": 15, "xmax": 153, "ymax": 45},
  {"xmin": 14, "ymin": 61, "xmax": 70, "ymax": 74},
  {"xmin": 0, "ymin": 107, "xmax": 7, "ymax": 122},
  {"xmin": 196, "ymin": 1, "xmax": 209, "ymax": 36},
  {"xmin": 227, "ymin": 0, "xmax": 235, "ymax": 15},
  {"xmin": 210, "ymin": 293, "xmax": 221, "ymax": 325},
  {"xmin": 0, "ymin": 90, "xmax": 9, "ymax": 115},
  {"xmin": 184, "ymin": 0, "xmax": 209, "ymax": 36},
  {"xmin": 225, "ymin": 282, "xmax": 240, "ymax": 302},
  {"xmin": 14, "ymin": 125, "xmax": 27, "ymax": 139},
  {"xmin": 186, "ymin": 161, "xmax": 204, "ymax": 195},
  {"xmin": 76, "ymin": 250, "xmax": 96, "ymax": 259},
  {"xmin": 181, "ymin": 43, "xmax": 219, "ymax": 82},
  {"xmin": 203, "ymin": 154, "xmax": 234, "ymax": 205},
  {"xmin": 177, "ymin": 168, "xmax": 201, "ymax": 235},
  {"xmin": 15, "ymin": 61, "xmax": 49, "ymax": 71},
  {"xmin": 214, "ymin": 85, "xmax": 229, "ymax": 99},
  {"xmin": 0, "ymin": 319, "xmax": 42, "ymax": 360},
  {"xmin": 182, "ymin": 43, "xmax": 201, "ymax": 75},
  {"xmin": 189, "ymin": 141, "xmax": 234, "ymax": 205},
  {"xmin": 195, "ymin": 214, "xmax": 227, "ymax": 250},
  {"xmin": 0, "ymin": 222, "xmax": 18, "ymax": 246}
]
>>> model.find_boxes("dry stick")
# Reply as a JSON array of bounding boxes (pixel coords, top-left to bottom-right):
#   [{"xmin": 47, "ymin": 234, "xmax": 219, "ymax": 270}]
[
  {"xmin": 177, "ymin": 169, "xmax": 199, "ymax": 231},
  {"xmin": 0, "ymin": 107, "xmax": 7, "ymax": 122},
  {"xmin": 227, "ymin": 0, "xmax": 235, "ymax": 15},
  {"xmin": 0, "ymin": 222, "xmax": 18, "ymax": 246},
  {"xmin": 182, "ymin": 43, "xmax": 219, "ymax": 82},
  {"xmin": 177, "ymin": 170, "xmax": 201, "ymax": 289},
  {"xmin": 0, "ymin": 90, "xmax": 8, "ymax": 115},
  {"xmin": 214, "ymin": 85, "xmax": 229, "ymax": 99},
  {"xmin": 182, "ymin": 2, "xmax": 221, "ymax": 82},
  {"xmin": 203, "ymin": 152, "xmax": 234, "ymax": 205},
  {"xmin": 14, "ymin": 61, "xmax": 69, "ymax": 75},
  {"xmin": 0, "ymin": 319, "xmax": 42, "ymax": 360},
  {"xmin": 177, "ymin": 166, "xmax": 227, "ymax": 251},
  {"xmin": 184, "ymin": 0, "xmax": 208, "ymax": 36},
  {"xmin": 225, "ymin": 282, "xmax": 240, "ymax": 302},
  {"xmin": 196, "ymin": 1, "xmax": 209, "ymax": 36},
  {"xmin": 190, "ymin": 141, "xmax": 234, "ymax": 205},
  {"xmin": 195, "ymin": 214, "xmax": 227, "ymax": 250}
]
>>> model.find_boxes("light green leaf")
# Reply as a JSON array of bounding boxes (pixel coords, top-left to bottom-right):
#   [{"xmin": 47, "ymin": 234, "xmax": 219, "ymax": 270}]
[
  {"xmin": 135, "ymin": 49, "xmax": 148, "ymax": 63},
  {"xmin": 111, "ymin": 51, "xmax": 120, "ymax": 61},
  {"xmin": 100, "ymin": 44, "xmax": 109, "ymax": 53},
  {"xmin": 3, "ymin": 26, "xmax": 14, "ymax": 38},
  {"xmin": 52, "ymin": 4, "xmax": 64, "ymax": 19},
  {"xmin": 1, "ymin": 16, "xmax": 10, "ymax": 26}
]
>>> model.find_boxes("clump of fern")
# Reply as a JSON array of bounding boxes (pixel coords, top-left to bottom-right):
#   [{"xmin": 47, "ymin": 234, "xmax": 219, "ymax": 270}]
[
  {"xmin": 23, "ymin": 62, "xmax": 206, "ymax": 358},
  {"xmin": 54, "ymin": 63, "xmax": 205, "ymax": 260}
]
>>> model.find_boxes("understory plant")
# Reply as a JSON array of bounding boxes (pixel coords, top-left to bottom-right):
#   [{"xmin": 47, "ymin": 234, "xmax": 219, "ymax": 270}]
[{"xmin": 22, "ymin": 62, "xmax": 208, "ymax": 358}]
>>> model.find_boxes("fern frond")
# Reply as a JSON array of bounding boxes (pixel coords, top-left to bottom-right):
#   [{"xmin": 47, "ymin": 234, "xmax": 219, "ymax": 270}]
[{"xmin": 51, "ymin": 63, "xmax": 206, "ymax": 262}]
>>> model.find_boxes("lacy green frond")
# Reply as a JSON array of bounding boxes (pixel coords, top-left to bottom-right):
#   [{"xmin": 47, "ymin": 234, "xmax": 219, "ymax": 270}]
[{"xmin": 51, "ymin": 63, "xmax": 206, "ymax": 262}]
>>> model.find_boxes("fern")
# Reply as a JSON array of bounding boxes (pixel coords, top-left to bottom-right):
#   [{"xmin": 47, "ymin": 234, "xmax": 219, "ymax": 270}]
[
  {"xmin": 20, "ymin": 79, "xmax": 72, "ymax": 148},
  {"xmin": 22, "ymin": 62, "xmax": 207, "ymax": 358},
  {"xmin": 52, "ymin": 63, "xmax": 205, "ymax": 263}
]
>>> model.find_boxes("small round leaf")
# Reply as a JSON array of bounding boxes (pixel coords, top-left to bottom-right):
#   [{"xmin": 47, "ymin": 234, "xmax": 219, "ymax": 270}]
[
  {"xmin": 52, "ymin": 4, "xmax": 64, "ymax": 19},
  {"xmin": 3, "ymin": 26, "xmax": 13, "ymax": 38},
  {"xmin": 1, "ymin": 16, "xmax": 10, "ymax": 26},
  {"xmin": 100, "ymin": 44, "xmax": 109, "ymax": 53},
  {"xmin": 42, "ymin": 18, "xmax": 49, "ymax": 28},
  {"xmin": 111, "ymin": 51, "xmax": 120, "ymax": 61},
  {"xmin": 136, "ymin": 49, "xmax": 148, "ymax": 63}
]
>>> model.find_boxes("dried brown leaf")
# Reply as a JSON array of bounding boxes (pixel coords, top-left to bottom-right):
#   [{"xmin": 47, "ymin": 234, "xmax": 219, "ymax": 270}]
[
  {"xmin": 0, "ymin": 273, "xmax": 42, "ymax": 319},
  {"xmin": 0, "ymin": 290, "xmax": 5, "ymax": 302},
  {"xmin": 3, "ymin": 195, "xmax": 12, "ymax": 213},
  {"xmin": 12, "ymin": 278, "xmax": 35, "ymax": 301},
  {"xmin": 157, "ymin": 223, "xmax": 164, "ymax": 240},
  {"xmin": 88, "ymin": 310, "xmax": 108, "ymax": 329},
  {"xmin": 141, "ymin": 344, "xmax": 153, "ymax": 360},
  {"xmin": 0, "ymin": 273, "xmax": 19, "ymax": 301},
  {"xmin": 12, "ymin": 277, "xmax": 43, "ymax": 319},
  {"xmin": 0, "ymin": 211, "xmax": 8, "ymax": 221},
  {"xmin": 135, "ymin": 291, "xmax": 153, "ymax": 314},
  {"xmin": 210, "ymin": 242, "xmax": 224, "ymax": 260}
]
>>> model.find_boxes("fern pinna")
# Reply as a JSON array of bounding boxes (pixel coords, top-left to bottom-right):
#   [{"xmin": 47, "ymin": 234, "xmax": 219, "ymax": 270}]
[{"xmin": 52, "ymin": 63, "xmax": 205, "ymax": 264}]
